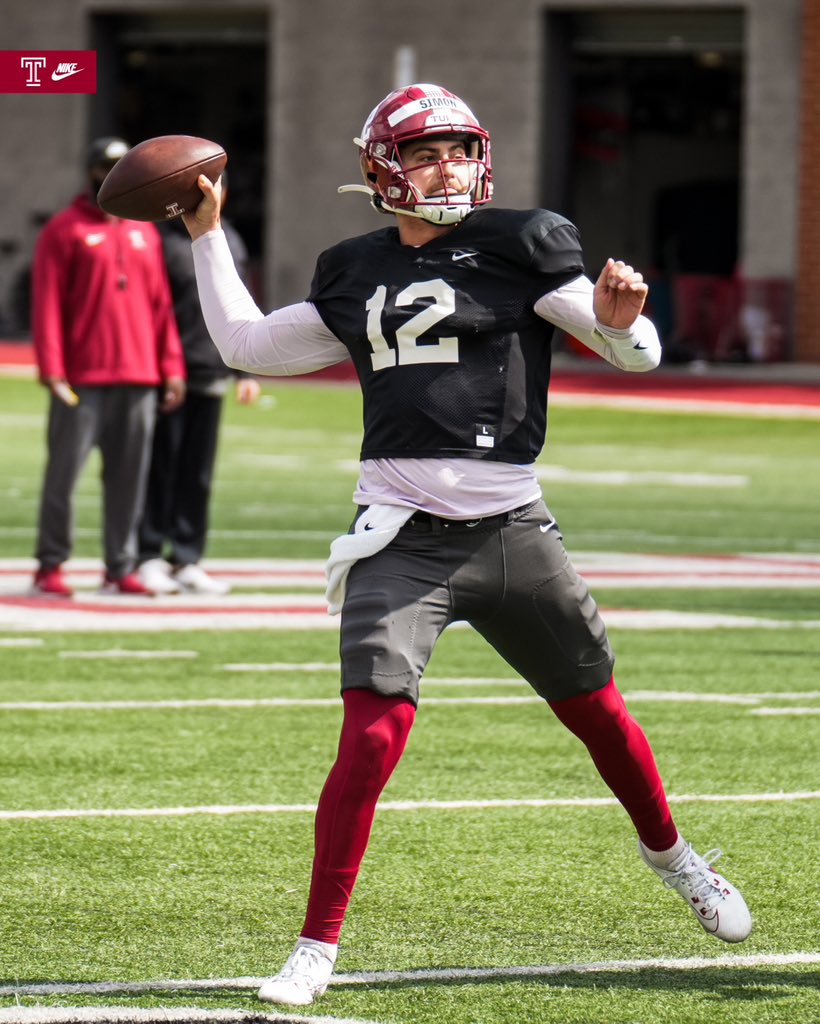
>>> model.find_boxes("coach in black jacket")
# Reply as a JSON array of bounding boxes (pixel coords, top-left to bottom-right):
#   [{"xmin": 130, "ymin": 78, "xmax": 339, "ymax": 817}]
[{"xmin": 137, "ymin": 185, "xmax": 260, "ymax": 595}]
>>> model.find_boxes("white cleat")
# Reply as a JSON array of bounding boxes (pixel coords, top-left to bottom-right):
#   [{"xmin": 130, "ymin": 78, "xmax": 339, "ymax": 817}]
[
  {"xmin": 640, "ymin": 840, "xmax": 752, "ymax": 943},
  {"xmin": 138, "ymin": 559, "xmax": 182, "ymax": 595},
  {"xmin": 257, "ymin": 938, "xmax": 337, "ymax": 1006},
  {"xmin": 173, "ymin": 563, "xmax": 230, "ymax": 595}
]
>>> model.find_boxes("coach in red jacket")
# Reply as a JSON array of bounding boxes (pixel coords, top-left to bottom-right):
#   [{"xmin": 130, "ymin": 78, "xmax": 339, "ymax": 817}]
[{"xmin": 31, "ymin": 136, "xmax": 186, "ymax": 597}]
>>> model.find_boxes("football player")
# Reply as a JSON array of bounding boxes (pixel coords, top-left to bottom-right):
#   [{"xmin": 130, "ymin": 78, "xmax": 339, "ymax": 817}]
[{"xmin": 183, "ymin": 84, "xmax": 751, "ymax": 1007}]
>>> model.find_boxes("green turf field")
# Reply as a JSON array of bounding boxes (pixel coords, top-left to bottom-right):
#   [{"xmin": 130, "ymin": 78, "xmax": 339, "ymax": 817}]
[{"xmin": 0, "ymin": 375, "xmax": 818, "ymax": 1024}]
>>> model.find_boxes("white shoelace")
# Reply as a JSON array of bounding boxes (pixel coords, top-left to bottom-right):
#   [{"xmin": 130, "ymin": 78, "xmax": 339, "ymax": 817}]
[
  {"xmin": 278, "ymin": 944, "xmax": 328, "ymax": 986},
  {"xmin": 663, "ymin": 847, "xmax": 725, "ymax": 908}
]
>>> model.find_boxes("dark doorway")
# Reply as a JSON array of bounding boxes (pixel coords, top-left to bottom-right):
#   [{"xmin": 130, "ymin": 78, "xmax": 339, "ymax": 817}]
[
  {"xmin": 543, "ymin": 10, "xmax": 744, "ymax": 361},
  {"xmin": 90, "ymin": 10, "xmax": 268, "ymax": 295}
]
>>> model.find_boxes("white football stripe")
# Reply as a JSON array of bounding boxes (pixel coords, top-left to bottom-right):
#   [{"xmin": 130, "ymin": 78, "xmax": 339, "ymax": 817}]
[
  {"xmin": 534, "ymin": 465, "xmax": 748, "ymax": 487},
  {"xmin": 58, "ymin": 649, "xmax": 199, "ymax": 659},
  {"xmin": 0, "ymin": 952, "xmax": 815, "ymax": 1002},
  {"xmin": 223, "ymin": 661, "xmax": 341, "ymax": 671},
  {"xmin": 0, "ymin": 689, "xmax": 817, "ymax": 711},
  {"xmin": 0, "ymin": 1006, "xmax": 379, "ymax": 1024},
  {"xmin": 0, "ymin": 790, "xmax": 816, "ymax": 821},
  {"xmin": 335, "ymin": 950, "xmax": 820, "ymax": 986},
  {"xmin": 750, "ymin": 707, "xmax": 820, "ymax": 715}
]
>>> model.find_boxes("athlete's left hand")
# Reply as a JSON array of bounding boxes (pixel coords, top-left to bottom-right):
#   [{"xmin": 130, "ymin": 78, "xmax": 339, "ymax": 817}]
[
  {"xmin": 235, "ymin": 377, "xmax": 261, "ymax": 405},
  {"xmin": 160, "ymin": 376, "xmax": 186, "ymax": 413},
  {"xmin": 593, "ymin": 259, "xmax": 648, "ymax": 329}
]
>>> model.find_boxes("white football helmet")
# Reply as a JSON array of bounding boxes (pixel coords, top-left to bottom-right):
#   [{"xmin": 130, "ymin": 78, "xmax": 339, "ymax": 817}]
[{"xmin": 339, "ymin": 83, "xmax": 493, "ymax": 225}]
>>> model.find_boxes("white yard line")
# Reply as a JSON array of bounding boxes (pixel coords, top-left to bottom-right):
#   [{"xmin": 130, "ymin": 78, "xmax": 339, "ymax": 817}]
[
  {"xmin": 0, "ymin": 952, "xmax": 816, "ymax": 1003},
  {"xmin": 750, "ymin": 707, "xmax": 820, "ymax": 715},
  {"xmin": 0, "ymin": 790, "xmax": 816, "ymax": 821},
  {"xmin": 223, "ymin": 662, "xmax": 341, "ymax": 671},
  {"xmin": 0, "ymin": 1007, "xmax": 378, "ymax": 1024},
  {"xmin": 0, "ymin": 698, "xmax": 344, "ymax": 710},
  {"xmin": 335, "ymin": 950, "xmax": 820, "ymax": 985},
  {"xmin": 0, "ymin": 690, "xmax": 816, "ymax": 711},
  {"xmin": 58, "ymin": 650, "xmax": 199, "ymax": 659},
  {"xmin": 623, "ymin": 690, "xmax": 820, "ymax": 704},
  {"xmin": 534, "ymin": 465, "xmax": 748, "ymax": 487}
]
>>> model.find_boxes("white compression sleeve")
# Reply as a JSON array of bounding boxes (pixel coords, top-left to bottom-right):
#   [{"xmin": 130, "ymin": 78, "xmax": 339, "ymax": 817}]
[
  {"xmin": 534, "ymin": 274, "xmax": 661, "ymax": 371},
  {"xmin": 191, "ymin": 229, "xmax": 350, "ymax": 375}
]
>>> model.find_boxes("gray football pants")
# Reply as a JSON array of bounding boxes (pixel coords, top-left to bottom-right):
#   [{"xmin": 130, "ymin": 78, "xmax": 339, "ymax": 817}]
[
  {"xmin": 340, "ymin": 499, "xmax": 615, "ymax": 705},
  {"xmin": 34, "ymin": 385, "xmax": 157, "ymax": 577}
]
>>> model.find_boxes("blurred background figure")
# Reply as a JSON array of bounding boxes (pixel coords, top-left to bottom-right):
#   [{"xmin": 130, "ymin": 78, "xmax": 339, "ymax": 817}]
[
  {"xmin": 138, "ymin": 171, "xmax": 260, "ymax": 596},
  {"xmin": 31, "ymin": 136, "xmax": 186, "ymax": 598}
]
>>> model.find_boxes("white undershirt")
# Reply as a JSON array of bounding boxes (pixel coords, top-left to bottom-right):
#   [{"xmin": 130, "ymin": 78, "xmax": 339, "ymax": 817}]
[{"xmin": 191, "ymin": 228, "xmax": 661, "ymax": 518}]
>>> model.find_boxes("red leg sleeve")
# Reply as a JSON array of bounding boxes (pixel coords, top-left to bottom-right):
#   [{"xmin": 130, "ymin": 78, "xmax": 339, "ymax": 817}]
[
  {"xmin": 548, "ymin": 678, "xmax": 678, "ymax": 851},
  {"xmin": 301, "ymin": 688, "xmax": 416, "ymax": 943}
]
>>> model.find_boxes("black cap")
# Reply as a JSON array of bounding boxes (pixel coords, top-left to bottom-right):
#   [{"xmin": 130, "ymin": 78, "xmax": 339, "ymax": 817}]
[{"xmin": 86, "ymin": 136, "xmax": 130, "ymax": 168}]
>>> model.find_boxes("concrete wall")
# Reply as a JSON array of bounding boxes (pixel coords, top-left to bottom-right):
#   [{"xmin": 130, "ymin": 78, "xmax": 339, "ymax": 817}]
[
  {"xmin": 795, "ymin": 0, "xmax": 820, "ymax": 360},
  {"xmin": 0, "ymin": 0, "xmax": 807, "ymax": 355}
]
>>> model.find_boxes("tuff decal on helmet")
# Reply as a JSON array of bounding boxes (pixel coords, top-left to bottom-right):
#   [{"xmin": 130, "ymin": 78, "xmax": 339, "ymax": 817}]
[{"xmin": 338, "ymin": 83, "xmax": 493, "ymax": 226}]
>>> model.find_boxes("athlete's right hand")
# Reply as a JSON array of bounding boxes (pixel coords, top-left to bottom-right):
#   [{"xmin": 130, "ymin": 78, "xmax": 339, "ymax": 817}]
[
  {"xmin": 44, "ymin": 377, "xmax": 79, "ymax": 406},
  {"xmin": 182, "ymin": 174, "xmax": 222, "ymax": 240}
]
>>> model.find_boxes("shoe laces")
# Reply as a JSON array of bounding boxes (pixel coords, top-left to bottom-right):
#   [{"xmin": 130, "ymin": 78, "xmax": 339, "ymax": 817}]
[
  {"xmin": 664, "ymin": 847, "xmax": 725, "ymax": 907},
  {"xmin": 278, "ymin": 943, "xmax": 327, "ymax": 985}
]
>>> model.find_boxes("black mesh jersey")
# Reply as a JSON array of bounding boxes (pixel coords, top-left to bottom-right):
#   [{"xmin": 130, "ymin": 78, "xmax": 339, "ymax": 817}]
[{"xmin": 308, "ymin": 206, "xmax": 584, "ymax": 463}]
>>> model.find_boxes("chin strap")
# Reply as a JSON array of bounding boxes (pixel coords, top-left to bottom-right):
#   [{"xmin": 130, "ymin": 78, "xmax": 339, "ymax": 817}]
[
  {"xmin": 337, "ymin": 183, "xmax": 375, "ymax": 198},
  {"xmin": 338, "ymin": 183, "xmax": 396, "ymax": 218},
  {"xmin": 338, "ymin": 183, "xmax": 470, "ymax": 225}
]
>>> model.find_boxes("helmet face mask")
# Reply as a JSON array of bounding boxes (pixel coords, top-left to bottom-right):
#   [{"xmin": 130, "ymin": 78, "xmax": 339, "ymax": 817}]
[{"xmin": 345, "ymin": 84, "xmax": 493, "ymax": 225}]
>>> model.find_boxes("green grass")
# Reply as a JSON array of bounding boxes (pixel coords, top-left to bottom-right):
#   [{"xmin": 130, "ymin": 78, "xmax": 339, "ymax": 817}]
[
  {"xmin": 0, "ymin": 374, "xmax": 818, "ymax": 1023},
  {"xmin": 3, "ymin": 376, "xmax": 820, "ymax": 558}
]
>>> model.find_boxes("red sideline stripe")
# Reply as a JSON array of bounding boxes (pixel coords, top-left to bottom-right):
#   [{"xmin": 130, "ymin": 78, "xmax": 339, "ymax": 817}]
[
  {"xmin": 0, "ymin": 342, "xmax": 36, "ymax": 366},
  {"xmin": 2, "ymin": 341, "xmax": 818, "ymax": 405},
  {"xmin": 553, "ymin": 370, "xmax": 820, "ymax": 405}
]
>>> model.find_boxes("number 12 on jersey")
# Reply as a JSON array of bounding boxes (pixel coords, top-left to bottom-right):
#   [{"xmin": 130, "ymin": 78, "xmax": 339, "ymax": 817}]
[{"xmin": 365, "ymin": 279, "xmax": 460, "ymax": 370}]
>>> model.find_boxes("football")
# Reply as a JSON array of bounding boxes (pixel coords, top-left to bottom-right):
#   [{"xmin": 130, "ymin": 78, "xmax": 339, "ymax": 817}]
[{"xmin": 97, "ymin": 135, "xmax": 227, "ymax": 221}]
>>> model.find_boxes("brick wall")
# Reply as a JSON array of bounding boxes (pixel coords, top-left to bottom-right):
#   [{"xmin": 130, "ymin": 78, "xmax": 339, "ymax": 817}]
[{"xmin": 795, "ymin": 0, "xmax": 820, "ymax": 361}]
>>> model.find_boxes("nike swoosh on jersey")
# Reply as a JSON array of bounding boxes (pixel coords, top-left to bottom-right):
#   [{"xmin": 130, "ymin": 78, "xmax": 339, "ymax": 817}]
[
  {"xmin": 633, "ymin": 342, "xmax": 648, "ymax": 350},
  {"xmin": 451, "ymin": 251, "xmax": 479, "ymax": 261},
  {"xmin": 52, "ymin": 66, "xmax": 83, "ymax": 81}
]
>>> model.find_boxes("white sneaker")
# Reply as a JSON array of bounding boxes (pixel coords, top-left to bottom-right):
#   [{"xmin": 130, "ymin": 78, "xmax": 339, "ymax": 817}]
[
  {"xmin": 639, "ymin": 840, "xmax": 752, "ymax": 943},
  {"xmin": 257, "ymin": 938, "xmax": 337, "ymax": 1006},
  {"xmin": 138, "ymin": 559, "xmax": 181, "ymax": 595},
  {"xmin": 173, "ymin": 563, "xmax": 230, "ymax": 595}
]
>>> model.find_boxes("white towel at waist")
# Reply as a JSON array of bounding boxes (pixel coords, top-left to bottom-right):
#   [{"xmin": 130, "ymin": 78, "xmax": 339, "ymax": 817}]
[{"xmin": 325, "ymin": 504, "xmax": 414, "ymax": 614}]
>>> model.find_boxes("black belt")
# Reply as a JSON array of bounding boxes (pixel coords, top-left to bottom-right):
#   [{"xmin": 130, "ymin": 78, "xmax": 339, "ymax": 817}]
[{"xmin": 407, "ymin": 500, "xmax": 537, "ymax": 532}]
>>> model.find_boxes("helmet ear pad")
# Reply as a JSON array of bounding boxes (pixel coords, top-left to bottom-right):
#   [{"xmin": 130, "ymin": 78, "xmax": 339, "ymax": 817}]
[
  {"xmin": 360, "ymin": 152, "xmax": 378, "ymax": 184},
  {"xmin": 361, "ymin": 148, "xmax": 419, "ymax": 208}
]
